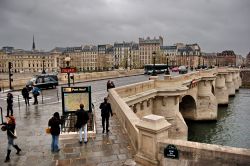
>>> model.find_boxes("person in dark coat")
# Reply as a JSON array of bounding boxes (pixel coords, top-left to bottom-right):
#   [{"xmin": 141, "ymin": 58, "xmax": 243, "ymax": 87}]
[
  {"xmin": 107, "ymin": 80, "xmax": 112, "ymax": 91},
  {"xmin": 6, "ymin": 93, "xmax": 13, "ymax": 117},
  {"xmin": 48, "ymin": 112, "xmax": 63, "ymax": 152},
  {"xmin": 1, "ymin": 116, "xmax": 21, "ymax": 162},
  {"xmin": 75, "ymin": 104, "xmax": 89, "ymax": 144},
  {"xmin": 22, "ymin": 85, "xmax": 30, "ymax": 106},
  {"xmin": 99, "ymin": 97, "xmax": 113, "ymax": 133},
  {"xmin": 110, "ymin": 81, "xmax": 115, "ymax": 89}
]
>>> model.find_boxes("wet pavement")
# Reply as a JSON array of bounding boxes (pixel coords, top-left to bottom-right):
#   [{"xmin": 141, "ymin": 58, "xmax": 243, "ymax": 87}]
[{"xmin": 0, "ymin": 74, "xmax": 152, "ymax": 166}]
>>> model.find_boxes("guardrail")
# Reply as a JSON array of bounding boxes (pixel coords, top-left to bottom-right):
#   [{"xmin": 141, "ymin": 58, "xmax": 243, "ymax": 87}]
[{"xmin": 0, "ymin": 89, "xmax": 61, "ymax": 110}]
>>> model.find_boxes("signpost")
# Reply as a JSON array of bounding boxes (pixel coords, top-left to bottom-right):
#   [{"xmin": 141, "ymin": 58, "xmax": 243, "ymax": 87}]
[
  {"xmin": 164, "ymin": 144, "xmax": 179, "ymax": 159},
  {"xmin": 61, "ymin": 86, "xmax": 92, "ymax": 114},
  {"xmin": 61, "ymin": 86, "xmax": 95, "ymax": 135},
  {"xmin": 61, "ymin": 67, "xmax": 77, "ymax": 73}
]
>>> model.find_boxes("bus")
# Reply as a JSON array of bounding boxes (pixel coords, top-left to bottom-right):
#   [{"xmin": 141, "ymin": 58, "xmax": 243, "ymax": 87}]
[{"xmin": 144, "ymin": 64, "xmax": 168, "ymax": 75}]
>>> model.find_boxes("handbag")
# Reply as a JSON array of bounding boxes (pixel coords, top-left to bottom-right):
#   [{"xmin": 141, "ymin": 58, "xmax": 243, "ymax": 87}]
[{"xmin": 46, "ymin": 127, "xmax": 51, "ymax": 134}]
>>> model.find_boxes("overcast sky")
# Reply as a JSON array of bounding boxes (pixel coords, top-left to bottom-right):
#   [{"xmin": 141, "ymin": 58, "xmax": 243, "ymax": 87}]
[{"xmin": 0, "ymin": 0, "xmax": 249, "ymax": 56}]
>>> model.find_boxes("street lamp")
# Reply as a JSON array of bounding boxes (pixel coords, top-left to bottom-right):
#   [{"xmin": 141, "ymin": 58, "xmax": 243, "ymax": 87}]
[
  {"xmin": 152, "ymin": 51, "xmax": 157, "ymax": 76},
  {"xmin": 198, "ymin": 55, "xmax": 201, "ymax": 69},
  {"xmin": 165, "ymin": 55, "xmax": 170, "ymax": 75},
  {"xmin": 129, "ymin": 48, "xmax": 132, "ymax": 70},
  {"xmin": 42, "ymin": 56, "xmax": 46, "ymax": 74},
  {"xmin": 65, "ymin": 56, "xmax": 71, "ymax": 87}
]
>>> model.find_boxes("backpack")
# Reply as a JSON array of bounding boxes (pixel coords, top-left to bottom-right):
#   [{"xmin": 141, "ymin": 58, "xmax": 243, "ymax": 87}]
[{"xmin": 33, "ymin": 87, "xmax": 40, "ymax": 96}]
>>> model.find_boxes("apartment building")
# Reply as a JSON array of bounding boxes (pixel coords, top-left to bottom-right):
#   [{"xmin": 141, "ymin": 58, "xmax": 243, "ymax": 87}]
[
  {"xmin": 139, "ymin": 36, "xmax": 163, "ymax": 67},
  {"xmin": 217, "ymin": 50, "xmax": 236, "ymax": 67},
  {"xmin": 113, "ymin": 42, "xmax": 139, "ymax": 69},
  {"xmin": 0, "ymin": 47, "xmax": 56, "ymax": 73}
]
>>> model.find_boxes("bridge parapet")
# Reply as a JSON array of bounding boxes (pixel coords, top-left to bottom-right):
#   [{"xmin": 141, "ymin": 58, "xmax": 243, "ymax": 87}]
[{"xmin": 108, "ymin": 67, "xmax": 246, "ymax": 165}]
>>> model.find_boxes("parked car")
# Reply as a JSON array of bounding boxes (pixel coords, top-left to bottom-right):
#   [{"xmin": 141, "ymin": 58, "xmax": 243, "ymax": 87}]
[
  {"xmin": 171, "ymin": 67, "xmax": 179, "ymax": 72},
  {"xmin": 26, "ymin": 74, "xmax": 58, "ymax": 90},
  {"xmin": 179, "ymin": 66, "xmax": 188, "ymax": 74}
]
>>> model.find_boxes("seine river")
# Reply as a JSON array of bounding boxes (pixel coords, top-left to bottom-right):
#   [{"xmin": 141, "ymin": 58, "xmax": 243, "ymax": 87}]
[{"xmin": 187, "ymin": 88, "xmax": 250, "ymax": 149}]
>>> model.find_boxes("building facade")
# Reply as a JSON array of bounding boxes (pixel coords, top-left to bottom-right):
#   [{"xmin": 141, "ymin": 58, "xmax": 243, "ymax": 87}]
[
  {"xmin": 217, "ymin": 50, "xmax": 236, "ymax": 67},
  {"xmin": 113, "ymin": 42, "xmax": 139, "ymax": 69},
  {"xmin": 139, "ymin": 36, "xmax": 163, "ymax": 67},
  {"xmin": 0, "ymin": 49, "xmax": 56, "ymax": 73}
]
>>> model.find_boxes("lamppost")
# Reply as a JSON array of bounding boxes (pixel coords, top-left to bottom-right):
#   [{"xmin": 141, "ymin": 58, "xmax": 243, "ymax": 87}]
[
  {"xmin": 152, "ymin": 51, "xmax": 157, "ymax": 76},
  {"xmin": 202, "ymin": 58, "xmax": 205, "ymax": 69},
  {"xmin": 129, "ymin": 48, "xmax": 132, "ymax": 70},
  {"xmin": 42, "ymin": 56, "xmax": 46, "ymax": 74},
  {"xmin": 165, "ymin": 54, "xmax": 170, "ymax": 75},
  {"xmin": 65, "ymin": 56, "xmax": 71, "ymax": 87},
  {"xmin": 198, "ymin": 55, "xmax": 201, "ymax": 69}
]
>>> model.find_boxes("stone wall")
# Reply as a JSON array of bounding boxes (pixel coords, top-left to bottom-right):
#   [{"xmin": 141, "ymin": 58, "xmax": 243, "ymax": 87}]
[
  {"xmin": 0, "ymin": 69, "xmax": 144, "ymax": 90},
  {"xmin": 158, "ymin": 139, "xmax": 250, "ymax": 166},
  {"xmin": 108, "ymin": 88, "xmax": 140, "ymax": 151},
  {"xmin": 240, "ymin": 69, "xmax": 250, "ymax": 88}
]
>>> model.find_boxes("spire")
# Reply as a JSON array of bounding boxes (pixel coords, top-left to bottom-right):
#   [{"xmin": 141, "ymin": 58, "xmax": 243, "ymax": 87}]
[{"xmin": 32, "ymin": 35, "xmax": 36, "ymax": 51}]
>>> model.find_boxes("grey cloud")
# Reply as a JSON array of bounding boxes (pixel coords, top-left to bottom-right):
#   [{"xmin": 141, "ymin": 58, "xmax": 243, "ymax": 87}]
[{"xmin": 0, "ymin": 0, "xmax": 249, "ymax": 56}]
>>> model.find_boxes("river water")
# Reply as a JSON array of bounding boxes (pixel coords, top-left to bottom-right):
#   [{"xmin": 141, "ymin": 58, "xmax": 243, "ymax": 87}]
[{"xmin": 187, "ymin": 88, "xmax": 250, "ymax": 149}]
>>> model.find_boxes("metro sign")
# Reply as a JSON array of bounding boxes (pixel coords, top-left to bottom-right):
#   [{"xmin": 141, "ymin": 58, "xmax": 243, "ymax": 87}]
[{"xmin": 61, "ymin": 67, "xmax": 77, "ymax": 73}]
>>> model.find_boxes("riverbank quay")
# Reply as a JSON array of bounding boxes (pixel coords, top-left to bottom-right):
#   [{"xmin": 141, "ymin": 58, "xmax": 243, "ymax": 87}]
[
  {"xmin": 240, "ymin": 68, "xmax": 250, "ymax": 88},
  {"xmin": 0, "ymin": 69, "xmax": 144, "ymax": 91}
]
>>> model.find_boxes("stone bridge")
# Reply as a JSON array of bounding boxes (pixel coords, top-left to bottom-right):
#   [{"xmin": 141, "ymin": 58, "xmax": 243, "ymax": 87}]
[{"xmin": 108, "ymin": 67, "xmax": 249, "ymax": 165}]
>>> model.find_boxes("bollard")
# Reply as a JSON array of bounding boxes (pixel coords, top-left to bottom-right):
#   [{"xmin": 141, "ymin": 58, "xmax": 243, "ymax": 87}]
[
  {"xmin": 0, "ymin": 107, "xmax": 3, "ymax": 124},
  {"xmin": 18, "ymin": 95, "xmax": 20, "ymax": 109},
  {"xmin": 56, "ymin": 89, "xmax": 59, "ymax": 102}
]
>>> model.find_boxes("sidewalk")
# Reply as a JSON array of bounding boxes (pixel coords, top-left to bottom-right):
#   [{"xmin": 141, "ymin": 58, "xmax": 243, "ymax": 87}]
[{"xmin": 0, "ymin": 95, "xmax": 136, "ymax": 165}]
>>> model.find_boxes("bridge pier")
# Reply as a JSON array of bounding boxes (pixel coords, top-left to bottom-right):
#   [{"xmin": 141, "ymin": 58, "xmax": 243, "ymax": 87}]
[
  {"xmin": 226, "ymin": 72, "xmax": 236, "ymax": 96},
  {"xmin": 233, "ymin": 72, "xmax": 239, "ymax": 91},
  {"xmin": 196, "ymin": 79, "xmax": 218, "ymax": 120},
  {"xmin": 215, "ymin": 74, "xmax": 229, "ymax": 105},
  {"xmin": 154, "ymin": 95, "xmax": 188, "ymax": 140}
]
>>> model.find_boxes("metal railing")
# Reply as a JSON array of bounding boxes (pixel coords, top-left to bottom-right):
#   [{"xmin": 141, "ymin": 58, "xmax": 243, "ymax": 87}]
[
  {"xmin": 1, "ymin": 89, "xmax": 61, "ymax": 109},
  {"xmin": 61, "ymin": 107, "xmax": 95, "ymax": 134}
]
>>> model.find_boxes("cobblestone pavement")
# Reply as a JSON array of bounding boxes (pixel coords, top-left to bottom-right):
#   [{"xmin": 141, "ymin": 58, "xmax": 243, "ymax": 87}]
[{"xmin": 0, "ymin": 74, "xmax": 151, "ymax": 165}]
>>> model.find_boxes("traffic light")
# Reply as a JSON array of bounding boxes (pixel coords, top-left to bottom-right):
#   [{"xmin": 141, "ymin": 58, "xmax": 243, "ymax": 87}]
[
  {"xmin": 8, "ymin": 62, "xmax": 13, "ymax": 70},
  {"xmin": 9, "ymin": 73, "xmax": 13, "ymax": 82}
]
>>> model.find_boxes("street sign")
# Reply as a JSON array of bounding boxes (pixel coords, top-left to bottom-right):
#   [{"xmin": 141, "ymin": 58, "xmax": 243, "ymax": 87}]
[
  {"xmin": 61, "ymin": 67, "xmax": 77, "ymax": 73},
  {"xmin": 164, "ymin": 144, "xmax": 179, "ymax": 159},
  {"xmin": 61, "ymin": 86, "xmax": 92, "ymax": 114}
]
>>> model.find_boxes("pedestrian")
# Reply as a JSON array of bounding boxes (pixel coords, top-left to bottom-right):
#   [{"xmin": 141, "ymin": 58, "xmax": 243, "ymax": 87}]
[
  {"xmin": 75, "ymin": 104, "xmax": 89, "ymax": 144},
  {"xmin": 110, "ymin": 81, "xmax": 115, "ymax": 88},
  {"xmin": 6, "ymin": 93, "xmax": 13, "ymax": 117},
  {"xmin": 99, "ymin": 97, "xmax": 113, "ymax": 134},
  {"xmin": 107, "ymin": 80, "xmax": 112, "ymax": 91},
  {"xmin": 48, "ymin": 112, "xmax": 63, "ymax": 152},
  {"xmin": 22, "ymin": 85, "xmax": 30, "ymax": 106},
  {"xmin": 1, "ymin": 116, "xmax": 21, "ymax": 163},
  {"xmin": 32, "ymin": 86, "xmax": 40, "ymax": 105}
]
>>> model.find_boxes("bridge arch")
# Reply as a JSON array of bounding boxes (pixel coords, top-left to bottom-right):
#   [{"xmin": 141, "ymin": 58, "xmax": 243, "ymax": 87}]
[{"xmin": 179, "ymin": 95, "xmax": 196, "ymax": 120}]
